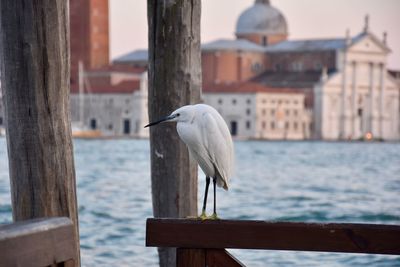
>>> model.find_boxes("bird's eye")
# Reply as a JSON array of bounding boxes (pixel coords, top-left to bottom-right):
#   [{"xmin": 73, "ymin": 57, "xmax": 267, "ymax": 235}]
[{"xmin": 176, "ymin": 113, "xmax": 180, "ymax": 117}]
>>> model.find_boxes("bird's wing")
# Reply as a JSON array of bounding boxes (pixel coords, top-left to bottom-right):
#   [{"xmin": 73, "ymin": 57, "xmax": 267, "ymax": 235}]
[
  {"xmin": 176, "ymin": 121, "xmax": 215, "ymax": 177},
  {"xmin": 201, "ymin": 111, "xmax": 233, "ymax": 190}
]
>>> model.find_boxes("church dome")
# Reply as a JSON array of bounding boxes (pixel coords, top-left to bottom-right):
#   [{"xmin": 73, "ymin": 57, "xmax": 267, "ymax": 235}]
[{"xmin": 236, "ymin": 0, "xmax": 288, "ymax": 36}]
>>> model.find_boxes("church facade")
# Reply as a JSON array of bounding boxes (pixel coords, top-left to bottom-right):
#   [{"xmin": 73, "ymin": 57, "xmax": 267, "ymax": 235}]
[{"xmin": 314, "ymin": 32, "xmax": 399, "ymax": 140}]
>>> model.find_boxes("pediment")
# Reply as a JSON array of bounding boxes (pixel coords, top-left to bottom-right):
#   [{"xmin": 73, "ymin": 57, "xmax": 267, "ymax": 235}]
[{"xmin": 348, "ymin": 33, "xmax": 391, "ymax": 54}]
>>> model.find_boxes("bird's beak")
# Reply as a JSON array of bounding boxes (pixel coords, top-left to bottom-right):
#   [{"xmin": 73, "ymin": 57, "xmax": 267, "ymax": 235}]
[{"xmin": 144, "ymin": 114, "xmax": 176, "ymax": 128}]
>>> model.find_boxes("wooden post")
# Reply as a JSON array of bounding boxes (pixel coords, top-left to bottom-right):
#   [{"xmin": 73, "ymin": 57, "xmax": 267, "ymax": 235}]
[
  {"xmin": 0, "ymin": 1, "xmax": 80, "ymax": 266},
  {"xmin": 147, "ymin": 0, "xmax": 202, "ymax": 266}
]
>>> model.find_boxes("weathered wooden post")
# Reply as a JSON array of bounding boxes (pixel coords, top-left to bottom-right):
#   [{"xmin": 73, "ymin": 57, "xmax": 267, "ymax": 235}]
[
  {"xmin": 0, "ymin": 1, "xmax": 80, "ymax": 266},
  {"xmin": 148, "ymin": 0, "xmax": 202, "ymax": 266}
]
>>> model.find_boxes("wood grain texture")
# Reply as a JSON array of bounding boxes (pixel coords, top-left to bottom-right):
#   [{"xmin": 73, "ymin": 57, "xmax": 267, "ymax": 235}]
[
  {"xmin": 146, "ymin": 218, "xmax": 400, "ymax": 255},
  {"xmin": 0, "ymin": 1, "xmax": 80, "ymax": 265},
  {"xmin": 0, "ymin": 217, "xmax": 77, "ymax": 267},
  {"xmin": 175, "ymin": 248, "xmax": 245, "ymax": 267},
  {"xmin": 148, "ymin": 0, "xmax": 202, "ymax": 266},
  {"xmin": 176, "ymin": 248, "xmax": 205, "ymax": 267}
]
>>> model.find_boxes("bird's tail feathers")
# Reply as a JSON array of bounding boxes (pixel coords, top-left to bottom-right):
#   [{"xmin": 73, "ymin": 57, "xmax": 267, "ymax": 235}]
[
  {"xmin": 215, "ymin": 168, "xmax": 229, "ymax": 191},
  {"xmin": 216, "ymin": 177, "xmax": 228, "ymax": 190}
]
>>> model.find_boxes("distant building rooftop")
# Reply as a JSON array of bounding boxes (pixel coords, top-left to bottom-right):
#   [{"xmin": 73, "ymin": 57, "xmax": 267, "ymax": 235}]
[
  {"xmin": 202, "ymin": 39, "xmax": 267, "ymax": 52},
  {"xmin": 113, "ymin": 49, "xmax": 148, "ymax": 64},
  {"xmin": 264, "ymin": 32, "xmax": 387, "ymax": 53}
]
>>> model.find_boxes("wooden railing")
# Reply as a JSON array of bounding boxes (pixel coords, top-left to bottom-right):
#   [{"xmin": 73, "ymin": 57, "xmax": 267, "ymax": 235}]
[
  {"xmin": 0, "ymin": 217, "xmax": 77, "ymax": 267},
  {"xmin": 146, "ymin": 218, "xmax": 400, "ymax": 266}
]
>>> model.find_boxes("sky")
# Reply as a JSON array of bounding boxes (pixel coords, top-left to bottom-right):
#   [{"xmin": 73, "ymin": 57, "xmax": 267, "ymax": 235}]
[{"xmin": 109, "ymin": 0, "xmax": 400, "ymax": 69}]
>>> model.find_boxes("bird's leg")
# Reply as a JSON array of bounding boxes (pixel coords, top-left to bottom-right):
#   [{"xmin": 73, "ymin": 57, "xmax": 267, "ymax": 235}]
[
  {"xmin": 199, "ymin": 176, "xmax": 210, "ymax": 220},
  {"xmin": 209, "ymin": 177, "xmax": 219, "ymax": 220}
]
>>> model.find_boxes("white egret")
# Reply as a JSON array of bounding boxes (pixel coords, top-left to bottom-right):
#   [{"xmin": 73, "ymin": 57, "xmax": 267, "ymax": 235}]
[{"xmin": 145, "ymin": 104, "xmax": 234, "ymax": 219}]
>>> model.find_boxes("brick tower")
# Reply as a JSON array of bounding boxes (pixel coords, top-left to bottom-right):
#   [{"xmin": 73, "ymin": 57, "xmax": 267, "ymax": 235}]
[{"xmin": 70, "ymin": 0, "xmax": 109, "ymax": 85}]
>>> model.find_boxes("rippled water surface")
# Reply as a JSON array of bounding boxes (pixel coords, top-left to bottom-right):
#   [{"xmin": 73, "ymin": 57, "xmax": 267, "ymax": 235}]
[{"xmin": 1, "ymin": 138, "xmax": 399, "ymax": 266}]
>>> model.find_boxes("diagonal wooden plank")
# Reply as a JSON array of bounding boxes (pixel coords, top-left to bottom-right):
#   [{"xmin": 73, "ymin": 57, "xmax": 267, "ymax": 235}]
[{"xmin": 206, "ymin": 249, "xmax": 246, "ymax": 267}]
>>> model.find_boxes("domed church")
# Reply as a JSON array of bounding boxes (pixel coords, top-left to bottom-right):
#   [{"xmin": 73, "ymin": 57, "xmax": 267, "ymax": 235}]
[{"xmin": 200, "ymin": 0, "xmax": 399, "ymax": 141}]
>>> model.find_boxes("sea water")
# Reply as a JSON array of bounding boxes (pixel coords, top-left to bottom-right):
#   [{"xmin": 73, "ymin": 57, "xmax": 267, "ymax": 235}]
[{"xmin": 0, "ymin": 138, "xmax": 399, "ymax": 266}]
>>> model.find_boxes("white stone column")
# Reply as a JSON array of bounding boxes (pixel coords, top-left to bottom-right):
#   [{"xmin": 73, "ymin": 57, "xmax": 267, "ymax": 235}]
[
  {"xmin": 339, "ymin": 58, "xmax": 348, "ymax": 139},
  {"xmin": 351, "ymin": 62, "xmax": 357, "ymax": 138},
  {"xmin": 379, "ymin": 63, "xmax": 385, "ymax": 139},
  {"xmin": 339, "ymin": 31, "xmax": 351, "ymax": 140},
  {"xmin": 368, "ymin": 62, "xmax": 375, "ymax": 135}
]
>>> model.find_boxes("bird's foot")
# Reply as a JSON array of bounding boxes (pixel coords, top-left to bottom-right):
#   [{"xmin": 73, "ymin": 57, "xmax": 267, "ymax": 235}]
[
  {"xmin": 207, "ymin": 213, "xmax": 220, "ymax": 220},
  {"xmin": 198, "ymin": 211, "xmax": 208, "ymax": 220}
]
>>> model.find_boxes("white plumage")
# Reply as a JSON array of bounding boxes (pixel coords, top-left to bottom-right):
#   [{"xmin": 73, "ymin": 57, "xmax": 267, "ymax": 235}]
[
  {"xmin": 173, "ymin": 104, "xmax": 234, "ymax": 190},
  {"xmin": 145, "ymin": 103, "xmax": 234, "ymax": 219}
]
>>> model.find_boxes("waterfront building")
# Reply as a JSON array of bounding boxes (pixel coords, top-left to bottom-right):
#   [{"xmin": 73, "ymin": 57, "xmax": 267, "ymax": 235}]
[
  {"xmin": 203, "ymin": 82, "xmax": 311, "ymax": 140},
  {"xmin": 70, "ymin": 66, "xmax": 149, "ymax": 138},
  {"xmin": 68, "ymin": 0, "xmax": 148, "ymax": 138}
]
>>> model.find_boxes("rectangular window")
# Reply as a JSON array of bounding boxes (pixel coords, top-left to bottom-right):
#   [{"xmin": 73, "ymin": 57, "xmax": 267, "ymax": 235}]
[
  {"xmin": 90, "ymin": 119, "xmax": 97, "ymax": 129},
  {"xmin": 230, "ymin": 121, "xmax": 238, "ymax": 136},
  {"xmin": 0, "ymin": 117, "xmax": 2, "ymax": 125},
  {"xmin": 123, "ymin": 119, "xmax": 131, "ymax": 134},
  {"xmin": 246, "ymin": 121, "xmax": 251, "ymax": 129}
]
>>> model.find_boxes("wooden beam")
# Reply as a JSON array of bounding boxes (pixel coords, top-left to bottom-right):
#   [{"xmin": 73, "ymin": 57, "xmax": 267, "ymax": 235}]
[
  {"xmin": 146, "ymin": 218, "xmax": 400, "ymax": 255},
  {"xmin": 0, "ymin": 217, "xmax": 77, "ymax": 266}
]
